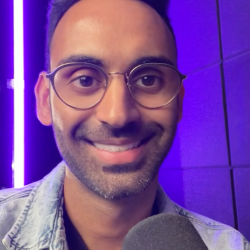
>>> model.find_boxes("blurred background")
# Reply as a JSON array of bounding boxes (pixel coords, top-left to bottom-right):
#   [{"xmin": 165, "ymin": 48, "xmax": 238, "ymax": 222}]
[{"xmin": 0, "ymin": 0, "xmax": 249, "ymax": 241}]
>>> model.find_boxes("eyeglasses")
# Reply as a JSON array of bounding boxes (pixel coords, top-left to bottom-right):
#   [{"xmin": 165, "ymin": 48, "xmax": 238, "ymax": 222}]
[{"xmin": 46, "ymin": 62, "xmax": 186, "ymax": 110}]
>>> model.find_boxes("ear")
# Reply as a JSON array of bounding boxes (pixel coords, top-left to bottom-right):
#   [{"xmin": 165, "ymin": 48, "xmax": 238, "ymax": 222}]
[
  {"xmin": 177, "ymin": 85, "xmax": 185, "ymax": 122},
  {"xmin": 34, "ymin": 72, "xmax": 52, "ymax": 126}
]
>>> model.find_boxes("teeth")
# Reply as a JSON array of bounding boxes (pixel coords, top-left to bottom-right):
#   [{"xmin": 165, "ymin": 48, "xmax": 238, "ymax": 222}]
[{"xmin": 93, "ymin": 141, "xmax": 140, "ymax": 152}]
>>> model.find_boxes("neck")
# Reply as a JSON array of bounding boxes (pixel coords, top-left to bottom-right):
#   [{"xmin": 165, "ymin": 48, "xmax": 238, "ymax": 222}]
[{"xmin": 63, "ymin": 167, "xmax": 158, "ymax": 250}]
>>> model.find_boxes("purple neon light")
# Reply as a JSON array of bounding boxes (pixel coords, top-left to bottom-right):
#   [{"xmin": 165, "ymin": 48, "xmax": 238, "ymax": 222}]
[{"xmin": 13, "ymin": 0, "xmax": 24, "ymax": 188}]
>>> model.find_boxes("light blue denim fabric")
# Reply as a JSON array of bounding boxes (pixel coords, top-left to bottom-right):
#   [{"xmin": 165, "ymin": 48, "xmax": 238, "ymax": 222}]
[{"xmin": 0, "ymin": 162, "xmax": 249, "ymax": 250}]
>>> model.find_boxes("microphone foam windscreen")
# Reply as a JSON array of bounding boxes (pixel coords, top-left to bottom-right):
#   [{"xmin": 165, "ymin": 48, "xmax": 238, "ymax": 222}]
[{"xmin": 122, "ymin": 213, "xmax": 208, "ymax": 250}]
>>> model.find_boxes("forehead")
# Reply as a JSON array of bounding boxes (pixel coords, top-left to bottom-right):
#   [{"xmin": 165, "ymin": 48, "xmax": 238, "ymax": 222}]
[{"xmin": 50, "ymin": 0, "xmax": 176, "ymax": 70}]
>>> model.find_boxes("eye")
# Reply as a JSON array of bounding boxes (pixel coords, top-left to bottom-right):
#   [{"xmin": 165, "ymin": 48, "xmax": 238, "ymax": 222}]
[
  {"xmin": 70, "ymin": 75, "xmax": 101, "ymax": 88},
  {"xmin": 133, "ymin": 74, "xmax": 162, "ymax": 91},
  {"xmin": 69, "ymin": 75, "xmax": 104, "ymax": 94},
  {"xmin": 66, "ymin": 67, "xmax": 106, "ymax": 94},
  {"xmin": 78, "ymin": 76, "xmax": 95, "ymax": 87},
  {"xmin": 129, "ymin": 66, "xmax": 164, "ymax": 93},
  {"xmin": 137, "ymin": 75, "xmax": 158, "ymax": 87}
]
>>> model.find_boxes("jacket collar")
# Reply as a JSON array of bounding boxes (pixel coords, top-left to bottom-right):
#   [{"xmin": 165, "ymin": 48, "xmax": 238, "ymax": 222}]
[{"xmin": 2, "ymin": 162, "xmax": 68, "ymax": 250}]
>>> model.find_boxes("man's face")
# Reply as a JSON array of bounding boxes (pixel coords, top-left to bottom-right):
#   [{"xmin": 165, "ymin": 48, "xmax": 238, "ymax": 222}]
[{"xmin": 40, "ymin": 0, "xmax": 183, "ymax": 199}]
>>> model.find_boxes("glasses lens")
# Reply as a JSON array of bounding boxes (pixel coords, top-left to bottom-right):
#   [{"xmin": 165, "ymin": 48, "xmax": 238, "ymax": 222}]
[
  {"xmin": 53, "ymin": 64, "xmax": 107, "ymax": 109},
  {"xmin": 128, "ymin": 64, "xmax": 181, "ymax": 108}
]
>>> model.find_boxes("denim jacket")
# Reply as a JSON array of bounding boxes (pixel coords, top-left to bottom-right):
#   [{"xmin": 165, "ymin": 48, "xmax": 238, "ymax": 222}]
[{"xmin": 0, "ymin": 162, "xmax": 249, "ymax": 250}]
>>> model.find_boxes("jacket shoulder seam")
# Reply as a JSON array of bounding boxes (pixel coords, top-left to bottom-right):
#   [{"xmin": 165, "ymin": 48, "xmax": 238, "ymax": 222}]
[{"xmin": 0, "ymin": 188, "xmax": 35, "ymax": 204}]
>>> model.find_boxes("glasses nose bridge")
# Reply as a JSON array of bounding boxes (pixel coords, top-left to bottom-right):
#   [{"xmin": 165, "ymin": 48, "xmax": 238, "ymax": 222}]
[{"xmin": 108, "ymin": 71, "xmax": 129, "ymax": 85}]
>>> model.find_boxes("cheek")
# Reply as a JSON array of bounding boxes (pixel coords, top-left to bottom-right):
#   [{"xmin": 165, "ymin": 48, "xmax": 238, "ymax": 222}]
[
  {"xmin": 50, "ymin": 91, "xmax": 67, "ymax": 131},
  {"xmin": 139, "ymin": 101, "xmax": 179, "ymax": 127},
  {"xmin": 50, "ymin": 90, "xmax": 92, "ymax": 132}
]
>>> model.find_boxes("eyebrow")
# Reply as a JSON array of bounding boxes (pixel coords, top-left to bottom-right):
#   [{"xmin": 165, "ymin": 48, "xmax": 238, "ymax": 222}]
[
  {"xmin": 57, "ymin": 55, "xmax": 106, "ymax": 68},
  {"xmin": 57, "ymin": 55, "xmax": 175, "ymax": 70},
  {"xmin": 129, "ymin": 56, "xmax": 174, "ymax": 69}
]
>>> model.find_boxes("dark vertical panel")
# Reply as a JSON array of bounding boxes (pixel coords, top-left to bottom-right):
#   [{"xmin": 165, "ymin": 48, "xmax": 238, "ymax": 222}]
[
  {"xmin": 234, "ymin": 168, "xmax": 250, "ymax": 241},
  {"xmin": 218, "ymin": 0, "xmax": 250, "ymax": 236},
  {"xmin": 169, "ymin": 0, "xmax": 220, "ymax": 73},
  {"xmin": 219, "ymin": 0, "xmax": 250, "ymax": 58},
  {"xmin": 24, "ymin": 0, "xmax": 61, "ymax": 185},
  {"xmin": 0, "ymin": 0, "xmax": 13, "ymax": 188},
  {"xmin": 215, "ymin": 0, "xmax": 239, "ymax": 229},
  {"xmin": 223, "ymin": 51, "xmax": 250, "ymax": 236},
  {"xmin": 224, "ymin": 52, "xmax": 250, "ymax": 166}
]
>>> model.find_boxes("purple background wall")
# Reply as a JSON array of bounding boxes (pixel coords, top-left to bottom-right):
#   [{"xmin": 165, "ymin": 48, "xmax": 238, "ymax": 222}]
[
  {"xmin": 0, "ymin": 0, "xmax": 13, "ymax": 190},
  {"xmin": 159, "ymin": 0, "xmax": 250, "ymax": 240},
  {"xmin": 0, "ymin": 0, "xmax": 249, "ymax": 241}
]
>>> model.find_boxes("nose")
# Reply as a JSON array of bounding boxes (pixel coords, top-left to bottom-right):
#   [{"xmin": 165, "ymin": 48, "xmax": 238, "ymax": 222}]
[{"xmin": 95, "ymin": 75, "xmax": 140, "ymax": 128}]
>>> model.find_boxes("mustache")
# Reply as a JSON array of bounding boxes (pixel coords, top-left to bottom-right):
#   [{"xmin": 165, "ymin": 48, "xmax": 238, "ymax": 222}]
[{"xmin": 73, "ymin": 121, "xmax": 163, "ymax": 141}]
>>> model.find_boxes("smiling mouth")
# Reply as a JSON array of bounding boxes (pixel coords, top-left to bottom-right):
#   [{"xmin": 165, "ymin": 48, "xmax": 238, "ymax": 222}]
[
  {"xmin": 93, "ymin": 141, "xmax": 140, "ymax": 152},
  {"xmin": 85, "ymin": 136, "xmax": 152, "ymax": 153}
]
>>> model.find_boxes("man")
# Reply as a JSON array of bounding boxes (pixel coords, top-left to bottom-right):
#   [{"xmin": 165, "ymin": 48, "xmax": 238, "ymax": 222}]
[{"xmin": 0, "ymin": 0, "xmax": 249, "ymax": 249}]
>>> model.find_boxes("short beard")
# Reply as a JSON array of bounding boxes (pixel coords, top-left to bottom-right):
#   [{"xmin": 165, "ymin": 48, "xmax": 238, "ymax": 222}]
[{"xmin": 52, "ymin": 120, "xmax": 177, "ymax": 200}]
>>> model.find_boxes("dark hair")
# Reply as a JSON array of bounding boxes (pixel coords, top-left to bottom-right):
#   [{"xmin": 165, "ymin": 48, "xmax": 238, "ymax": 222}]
[{"xmin": 46, "ymin": 0, "xmax": 175, "ymax": 71}]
